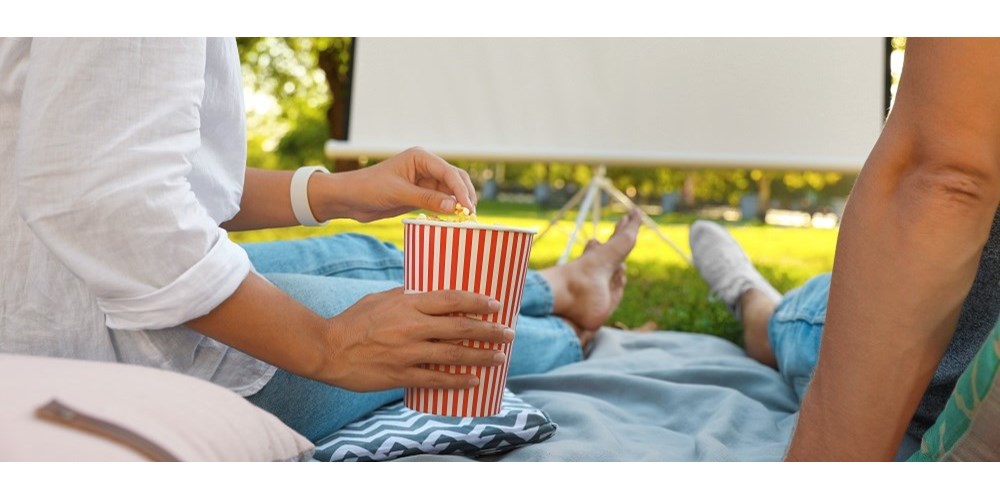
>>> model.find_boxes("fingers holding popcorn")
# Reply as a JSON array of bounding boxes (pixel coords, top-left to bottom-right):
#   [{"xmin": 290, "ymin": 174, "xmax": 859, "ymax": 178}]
[
  {"xmin": 416, "ymin": 201, "xmax": 479, "ymax": 223},
  {"xmin": 322, "ymin": 147, "xmax": 479, "ymax": 222},
  {"xmin": 405, "ymin": 147, "xmax": 476, "ymax": 214}
]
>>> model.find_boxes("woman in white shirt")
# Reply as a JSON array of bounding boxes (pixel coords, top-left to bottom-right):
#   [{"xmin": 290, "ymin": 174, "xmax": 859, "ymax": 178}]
[{"xmin": 0, "ymin": 37, "xmax": 639, "ymax": 441}]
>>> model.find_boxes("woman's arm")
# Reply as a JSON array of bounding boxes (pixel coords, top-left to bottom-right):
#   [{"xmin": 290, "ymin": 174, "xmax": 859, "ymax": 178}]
[
  {"xmin": 223, "ymin": 148, "xmax": 478, "ymax": 231},
  {"xmin": 186, "ymin": 273, "xmax": 513, "ymax": 392},
  {"xmin": 786, "ymin": 38, "xmax": 1000, "ymax": 461},
  {"xmin": 220, "ymin": 168, "xmax": 298, "ymax": 230}
]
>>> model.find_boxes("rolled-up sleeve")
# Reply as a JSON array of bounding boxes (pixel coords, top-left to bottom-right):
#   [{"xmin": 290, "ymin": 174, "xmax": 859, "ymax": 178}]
[{"xmin": 14, "ymin": 38, "xmax": 251, "ymax": 330}]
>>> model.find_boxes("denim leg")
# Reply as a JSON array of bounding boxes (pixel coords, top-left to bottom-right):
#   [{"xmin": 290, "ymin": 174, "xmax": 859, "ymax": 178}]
[
  {"xmin": 508, "ymin": 315, "xmax": 582, "ymax": 376},
  {"xmin": 246, "ymin": 272, "xmax": 579, "ymax": 441},
  {"xmin": 242, "ymin": 232, "xmax": 581, "ymax": 373},
  {"xmin": 244, "ymin": 245, "xmax": 580, "ymax": 441},
  {"xmin": 768, "ymin": 273, "xmax": 831, "ymax": 402},
  {"xmin": 518, "ymin": 270, "xmax": 557, "ymax": 318},
  {"xmin": 245, "ymin": 273, "xmax": 403, "ymax": 442},
  {"xmin": 241, "ymin": 232, "xmax": 560, "ymax": 318},
  {"xmin": 241, "ymin": 233, "xmax": 405, "ymax": 281}
]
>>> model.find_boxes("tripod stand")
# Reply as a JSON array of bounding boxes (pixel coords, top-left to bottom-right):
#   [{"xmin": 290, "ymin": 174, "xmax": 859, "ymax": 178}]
[{"xmin": 535, "ymin": 166, "xmax": 692, "ymax": 265}]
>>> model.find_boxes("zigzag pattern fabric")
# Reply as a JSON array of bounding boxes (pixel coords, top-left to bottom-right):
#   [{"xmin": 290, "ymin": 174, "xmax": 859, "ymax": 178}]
[{"xmin": 313, "ymin": 389, "xmax": 557, "ymax": 461}]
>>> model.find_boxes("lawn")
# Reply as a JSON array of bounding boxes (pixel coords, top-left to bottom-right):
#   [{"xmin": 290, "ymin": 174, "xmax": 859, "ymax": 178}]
[{"xmin": 229, "ymin": 200, "xmax": 838, "ymax": 346}]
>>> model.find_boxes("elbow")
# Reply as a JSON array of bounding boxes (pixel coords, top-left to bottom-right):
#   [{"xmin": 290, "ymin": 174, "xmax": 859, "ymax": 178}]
[
  {"xmin": 15, "ymin": 174, "xmax": 78, "ymax": 238},
  {"xmin": 861, "ymin": 120, "xmax": 1000, "ymax": 216},
  {"xmin": 900, "ymin": 159, "xmax": 1000, "ymax": 216},
  {"xmin": 15, "ymin": 180, "xmax": 43, "ymax": 229},
  {"xmin": 14, "ymin": 176, "xmax": 62, "ymax": 235}
]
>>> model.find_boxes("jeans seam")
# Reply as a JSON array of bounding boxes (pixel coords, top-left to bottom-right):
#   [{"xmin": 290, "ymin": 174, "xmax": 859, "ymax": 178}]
[
  {"xmin": 772, "ymin": 314, "xmax": 826, "ymax": 327},
  {"xmin": 312, "ymin": 260, "xmax": 404, "ymax": 277}
]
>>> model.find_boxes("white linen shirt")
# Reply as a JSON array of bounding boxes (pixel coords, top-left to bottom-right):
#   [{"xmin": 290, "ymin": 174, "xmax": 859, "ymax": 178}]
[{"xmin": 0, "ymin": 38, "xmax": 275, "ymax": 396}]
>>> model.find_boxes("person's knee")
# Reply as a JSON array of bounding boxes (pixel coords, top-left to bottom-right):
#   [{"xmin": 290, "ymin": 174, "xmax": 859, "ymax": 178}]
[{"xmin": 263, "ymin": 273, "xmax": 399, "ymax": 318}]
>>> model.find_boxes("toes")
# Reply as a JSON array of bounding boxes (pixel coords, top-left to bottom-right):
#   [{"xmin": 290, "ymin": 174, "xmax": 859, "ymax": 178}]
[
  {"xmin": 605, "ymin": 209, "xmax": 642, "ymax": 249},
  {"xmin": 627, "ymin": 209, "xmax": 642, "ymax": 231},
  {"xmin": 611, "ymin": 264, "xmax": 627, "ymax": 287},
  {"xmin": 608, "ymin": 213, "xmax": 640, "ymax": 255},
  {"xmin": 617, "ymin": 210, "xmax": 641, "ymax": 234},
  {"xmin": 615, "ymin": 212, "xmax": 629, "ymax": 231}
]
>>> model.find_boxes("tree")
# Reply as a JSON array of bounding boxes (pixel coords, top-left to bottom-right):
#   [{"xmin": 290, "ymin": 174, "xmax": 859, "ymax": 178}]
[{"xmin": 237, "ymin": 37, "xmax": 357, "ymax": 171}]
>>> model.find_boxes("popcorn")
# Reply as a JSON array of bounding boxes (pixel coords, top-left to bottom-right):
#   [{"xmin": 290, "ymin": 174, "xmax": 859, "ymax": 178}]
[
  {"xmin": 453, "ymin": 202, "xmax": 478, "ymax": 223},
  {"xmin": 413, "ymin": 201, "xmax": 478, "ymax": 223}
]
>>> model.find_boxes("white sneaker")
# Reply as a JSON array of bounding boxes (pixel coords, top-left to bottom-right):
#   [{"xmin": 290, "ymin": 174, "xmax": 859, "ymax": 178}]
[{"xmin": 689, "ymin": 220, "xmax": 782, "ymax": 320}]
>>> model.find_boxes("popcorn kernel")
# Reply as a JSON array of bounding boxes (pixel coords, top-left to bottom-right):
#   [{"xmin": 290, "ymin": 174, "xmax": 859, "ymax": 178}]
[
  {"xmin": 413, "ymin": 202, "xmax": 478, "ymax": 223},
  {"xmin": 453, "ymin": 202, "xmax": 477, "ymax": 223}
]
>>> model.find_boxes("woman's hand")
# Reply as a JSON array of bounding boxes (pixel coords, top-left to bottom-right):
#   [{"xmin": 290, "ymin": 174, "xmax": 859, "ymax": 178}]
[
  {"xmin": 187, "ymin": 273, "xmax": 511, "ymax": 394},
  {"xmin": 313, "ymin": 147, "xmax": 477, "ymax": 223},
  {"xmin": 319, "ymin": 288, "xmax": 514, "ymax": 392}
]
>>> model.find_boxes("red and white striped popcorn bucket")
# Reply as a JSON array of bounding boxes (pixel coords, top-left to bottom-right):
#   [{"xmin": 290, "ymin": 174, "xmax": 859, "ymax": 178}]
[{"xmin": 402, "ymin": 219, "xmax": 536, "ymax": 417}]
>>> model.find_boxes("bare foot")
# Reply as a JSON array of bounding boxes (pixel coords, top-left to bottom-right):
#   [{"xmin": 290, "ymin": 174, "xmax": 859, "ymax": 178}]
[{"xmin": 539, "ymin": 209, "xmax": 641, "ymax": 332}]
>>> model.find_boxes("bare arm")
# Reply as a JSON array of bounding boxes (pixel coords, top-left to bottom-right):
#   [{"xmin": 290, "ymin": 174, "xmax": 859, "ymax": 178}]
[
  {"xmin": 210, "ymin": 148, "xmax": 485, "ymax": 388},
  {"xmin": 221, "ymin": 168, "xmax": 298, "ymax": 230},
  {"xmin": 223, "ymin": 148, "xmax": 477, "ymax": 231},
  {"xmin": 186, "ymin": 273, "xmax": 512, "ymax": 392},
  {"xmin": 786, "ymin": 38, "xmax": 1000, "ymax": 460}
]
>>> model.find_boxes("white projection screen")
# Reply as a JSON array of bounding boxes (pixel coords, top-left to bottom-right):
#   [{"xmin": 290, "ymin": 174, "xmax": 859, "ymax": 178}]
[{"xmin": 326, "ymin": 38, "xmax": 886, "ymax": 172}]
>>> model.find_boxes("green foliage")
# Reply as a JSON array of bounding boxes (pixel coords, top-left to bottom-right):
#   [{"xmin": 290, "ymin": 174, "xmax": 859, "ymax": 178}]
[
  {"xmin": 772, "ymin": 171, "xmax": 856, "ymax": 209},
  {"xmin": 685, "ymin": 169, "xmax": 752, "ymax": 206},
  {"xmin": 237, "ymin": 37, "xmax": 352, "ymax": 170},
  {"xmin": 474, "ymin": 160, "xmax": 854, "ymax": 209},
  {"xmin": 601, "ymin": 261, "xmax": 803, "ymax": 345},
  {"xmin": 275, "ymin": 113, "xmax": 329, "ymax": 168}
]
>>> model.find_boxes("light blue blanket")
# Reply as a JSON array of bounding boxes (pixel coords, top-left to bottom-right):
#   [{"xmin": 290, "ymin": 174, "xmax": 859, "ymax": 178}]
[{"xmin": 401, "ymin": 328, "xmax": 801, "ymax": 461}]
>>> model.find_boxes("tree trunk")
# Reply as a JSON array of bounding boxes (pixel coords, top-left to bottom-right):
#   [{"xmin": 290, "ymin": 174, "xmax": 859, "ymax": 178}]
[
  {"xmin": 757, "ymin": 174, "xmax": 773, "ymax": 217},
  {"xmin": 682, "ymin": 173, "xmax": 697, "ymax": 208},
  {"xmin": 317, "ymin": 41, "xmax": 360, "ymax": 172}
]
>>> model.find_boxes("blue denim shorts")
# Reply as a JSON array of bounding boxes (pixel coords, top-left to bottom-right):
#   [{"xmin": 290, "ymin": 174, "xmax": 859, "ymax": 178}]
[{"xmin": 768, "ymin": 273, "xmax": 831, "ymax": 402}]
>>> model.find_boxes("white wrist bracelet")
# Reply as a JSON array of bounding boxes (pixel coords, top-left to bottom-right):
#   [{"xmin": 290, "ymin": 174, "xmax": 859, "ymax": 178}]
[{"xmin": 290, "ymin": 165, "xmax": 330, "ymax": 226}]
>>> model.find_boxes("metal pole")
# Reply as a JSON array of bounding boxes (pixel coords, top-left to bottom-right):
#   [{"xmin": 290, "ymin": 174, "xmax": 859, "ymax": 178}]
[
  {"xmin": 598, "ymin": 177, "xmax": 692, "ymax": 264},
  {"xmin": 559, "ymin": 179, "xmax": 600, "ymax": 264},
  {"xmin": 592, "ymin": 165, "xmax": 605, "ymax": 238},
  {"xmin": 535, "ymin": 183, "xmax": 590, "ymax": 241}
]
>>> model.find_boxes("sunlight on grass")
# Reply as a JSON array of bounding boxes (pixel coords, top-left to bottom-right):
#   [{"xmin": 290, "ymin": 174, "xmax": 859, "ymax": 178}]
[{"xmin": 230, "ymin": 205, "xmax": 837, "ymax": 345}]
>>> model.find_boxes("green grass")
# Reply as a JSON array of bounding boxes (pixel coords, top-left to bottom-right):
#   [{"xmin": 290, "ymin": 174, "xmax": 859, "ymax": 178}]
[{"xmin": 229, "ymin": 201, "xmax": 838, "ymax": 346}]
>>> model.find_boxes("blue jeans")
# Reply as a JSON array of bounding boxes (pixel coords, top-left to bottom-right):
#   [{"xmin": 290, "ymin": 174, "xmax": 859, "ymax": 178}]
[
  {"xmin": 241, "ymin": 233, "xmax": 581, "ymax": 442},
  {"xmin": 768, "ymin": 273, "xmax": 831, "ymax": 403}
]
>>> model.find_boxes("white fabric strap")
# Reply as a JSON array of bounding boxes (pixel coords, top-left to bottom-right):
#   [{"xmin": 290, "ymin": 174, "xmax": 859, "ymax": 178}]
[{"xmin": 290, "ymin": 166, "xmax": 330, "ymax": 226}]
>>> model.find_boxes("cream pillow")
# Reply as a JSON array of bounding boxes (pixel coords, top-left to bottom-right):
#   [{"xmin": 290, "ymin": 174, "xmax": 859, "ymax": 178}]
[{"xmin": 0, "ymin": 354, "xmax": 313, "ymax": 461}]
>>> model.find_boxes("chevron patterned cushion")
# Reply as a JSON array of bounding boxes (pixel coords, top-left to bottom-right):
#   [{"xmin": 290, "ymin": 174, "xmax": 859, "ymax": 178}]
[{"xmin": 312, "ymin": 389, "xmax": 557, "ymax": 461}]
